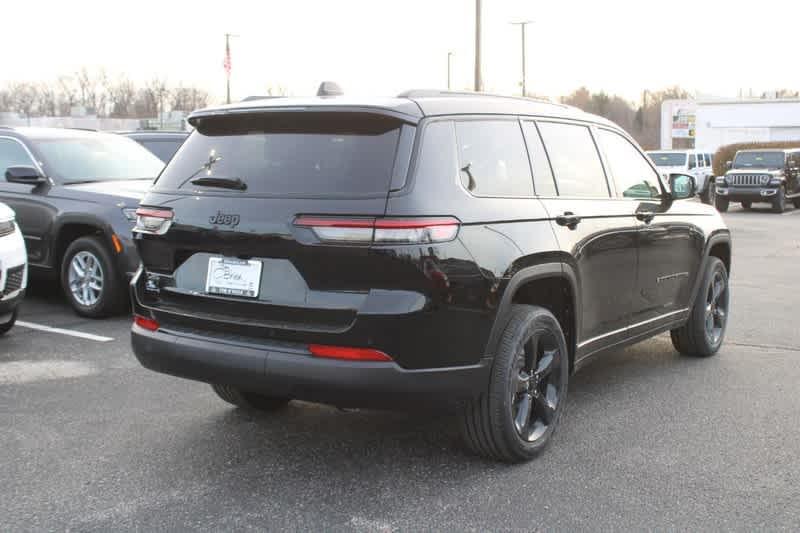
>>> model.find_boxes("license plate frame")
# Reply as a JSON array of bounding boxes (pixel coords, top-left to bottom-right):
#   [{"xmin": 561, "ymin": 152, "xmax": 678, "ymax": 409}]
[{"xmin": 205, "ymin": 257, "xmax": 263, "ymax": 298}]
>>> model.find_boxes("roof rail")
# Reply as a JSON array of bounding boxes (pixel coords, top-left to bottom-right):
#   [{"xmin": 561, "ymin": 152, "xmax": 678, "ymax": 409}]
[
  {"xmin": 397, "ymin": 89, "xmax": 562, "ymax": 107},
  {"xmin": 66, "ymin": 127, "xmax": 97, "ymax": 132},
  {"xmin": 0, "ymin": 125, "xmax": 15, "ymax": 130}
]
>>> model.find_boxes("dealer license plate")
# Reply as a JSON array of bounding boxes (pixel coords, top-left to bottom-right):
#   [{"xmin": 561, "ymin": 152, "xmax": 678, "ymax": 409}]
[{"xmin": 205, "ymin": 257, "xmax": 262, "ymax": 298}]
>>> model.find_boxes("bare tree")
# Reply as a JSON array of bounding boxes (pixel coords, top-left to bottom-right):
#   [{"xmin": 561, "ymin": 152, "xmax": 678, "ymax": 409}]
[
  {"xmin": 37, "ymin": 82, "xmax": 58, "ymax": 117},
  {"xmin": 74, "ymin": 67, "xmax": 109, "ymax": 115},
  {"xmin": 106, "ymin": 76, "xmax": 137, "ymax": 118},
  {"xmin": 170, "ymin": 86, "xmax": 209, "ymax": 113},
  {"xmin": 7, "ymin": 82, "xmax": 39, "ymax": 123},
  {"xmin": 57, "ymin": 75, "xmax": 79, "ymax": 116},
  {"xmin": 0, "ymin": 89, "xmax": 12, "ymax": 112},
  {"xmin": 144, "ymin": 78, "xmax": 170, "ymax": 124}
]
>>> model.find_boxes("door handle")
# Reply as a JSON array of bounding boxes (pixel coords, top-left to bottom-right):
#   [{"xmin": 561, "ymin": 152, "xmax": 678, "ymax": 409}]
[
  {"xmin": 555, "ymin": 212, "xmax": 581, "ymax": 230},
  {"xmin": 636, "ymin": 212, "xmax": 655, "ymax": 224}
]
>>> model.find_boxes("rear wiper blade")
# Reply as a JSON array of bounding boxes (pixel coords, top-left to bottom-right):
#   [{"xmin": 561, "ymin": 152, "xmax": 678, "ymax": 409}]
[{"xmin": 189, "ymin": 177, "xmax": 247, "ymax": 191}]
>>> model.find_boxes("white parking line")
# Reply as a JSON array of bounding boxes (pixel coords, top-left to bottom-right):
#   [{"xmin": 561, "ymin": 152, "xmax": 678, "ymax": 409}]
[{"xmin": 15, "ymin": 320, "xmax": 114, "ymax": 342}]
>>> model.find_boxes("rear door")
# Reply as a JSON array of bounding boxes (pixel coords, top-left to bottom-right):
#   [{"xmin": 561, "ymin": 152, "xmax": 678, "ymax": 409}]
[{"xmin": 524, "ymin": 120, "xmax": 638, "ymax": 359}]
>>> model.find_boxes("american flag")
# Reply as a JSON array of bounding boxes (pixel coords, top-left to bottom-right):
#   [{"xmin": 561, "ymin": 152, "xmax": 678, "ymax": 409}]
[{"xmin": 223, "ymin": 39, "xmax": 231, "ymax": 76}]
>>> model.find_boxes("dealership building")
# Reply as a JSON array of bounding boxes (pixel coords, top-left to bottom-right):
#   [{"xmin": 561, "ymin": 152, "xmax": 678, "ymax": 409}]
[{"xmin": 660, "ymin": 98, "xmax": 800, "ymax": 153}]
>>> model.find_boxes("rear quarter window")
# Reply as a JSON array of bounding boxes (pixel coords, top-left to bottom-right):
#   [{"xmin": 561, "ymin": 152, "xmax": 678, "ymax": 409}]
[
  {"xmin": 154, "ymin": 112, "xmax": 404, "ymax": 197},
  {"xmin": 454, "ymin": 120, "xmax": 533, "ymax": 197}
]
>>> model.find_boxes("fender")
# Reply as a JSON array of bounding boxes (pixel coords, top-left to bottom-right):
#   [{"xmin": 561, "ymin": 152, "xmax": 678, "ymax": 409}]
[
  {"xmin": 49, "ymin": 213, "xmax": 116, "ymax": 269},
  {"xmin": 687, "ymin": 229, "xmax": 732, "ymax": 310},
  {"xmin": 484, "ymin": 262, "xmax": 580, "ymax": 367}
]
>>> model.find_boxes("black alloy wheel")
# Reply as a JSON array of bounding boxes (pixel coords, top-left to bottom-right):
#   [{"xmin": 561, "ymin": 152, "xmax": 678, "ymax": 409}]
[
  {"xmin": 741, "ymin": 201, "xmax": 751, "ymax": 209},
  {"xmin": 460, "ymin": 305, "xmax": 569, "ymax": 462},
  {"xmin": 773, "ymin": 186, "xmax": 786, "ymax": 213},
  {"xmin": 671, "ymin": 257, "xmax": 729, "ymax": 357},
  {"xmin": 510, "ymin": 327, "xmax": 563, "ymax": 443}
]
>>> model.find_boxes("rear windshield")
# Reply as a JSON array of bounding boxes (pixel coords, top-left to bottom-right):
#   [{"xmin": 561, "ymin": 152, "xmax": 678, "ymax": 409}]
[
  {"xmin": 154, "ymin": 112, "xmax": 403, "ymax": 197},
  {"xmin": 648, "ymin": 152, "xmax": 687, "ymax": 167}
]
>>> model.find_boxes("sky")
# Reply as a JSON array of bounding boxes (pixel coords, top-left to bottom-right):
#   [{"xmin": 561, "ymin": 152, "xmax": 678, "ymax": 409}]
[{"xmin": 2, "ymin": 0, "xmax": 799, "ymax": 105}]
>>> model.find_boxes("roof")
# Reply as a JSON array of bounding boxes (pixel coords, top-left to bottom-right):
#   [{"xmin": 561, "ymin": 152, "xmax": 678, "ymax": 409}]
[
  {"xmin": 0, "ymin": 126, "xmax": 115, "ymax": 140},
  {"xmin": 187, "ymin": 90, "xmax": 612, "ymax": 127},
  {"xmin": 736, "ymin": 148, "xmax": 800, "ymax": 153},
  {"xmin": 119, "ymin": 131, "xmax": 189, "ymax": 140}
]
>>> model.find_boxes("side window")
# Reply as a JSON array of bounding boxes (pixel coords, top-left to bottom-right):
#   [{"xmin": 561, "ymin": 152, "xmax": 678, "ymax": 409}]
[
  {"xmin": 597, "ymin": 129, "xmax": 661, "ymax": 199},
  {"xmin": 688, "ymin": 154, "xmax": 697, "ymax": 169},
  {"xmin": 521, "ymin": 121, "xmax": 557, "ymax": 196},
  {"xmin": 704, "ymin": 154, "xmax": 711, "ymax": 167},
  {"xmin": 537, "ymin": 122, "xmax": 609, "ymax": 197},
  {"xmin": 454, "ymin": 120, "xmax": 533, "ymax": 197},
  {"xmin": 0, "ymin": 138, "xmax": 35, "ymax": 174},
  {"xmin": 696, "ymin": 154, "xmax": 704, "ymax": 167}
]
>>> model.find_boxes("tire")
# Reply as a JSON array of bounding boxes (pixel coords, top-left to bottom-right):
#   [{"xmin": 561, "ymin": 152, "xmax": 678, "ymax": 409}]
[
  {"xmin": 0, "ymin": 308, "xmax": 17, "ymax": 336},
  {"xmin": 792, "ymin": 198, "xmax": 800, "ymax": 209},
  {"xmin": 715, "ymin": 197, "xmax": 729, "ymax": 212},
  {"xmin": 459, "ymin": 305, "xmax": 569, "ymax": 463},
  {"xmin": 60, "ymin": 236, "xmax": 127, "ymax": 318},
  {"xmin": 772, "ymin": 186, "xmax": 786, "ymax": 213},
  {"xmin": 741, "ymin": 201, "xmax": 752, "ymax": 209},
  {"xmin": 702, "ymin": 181, "xmax": 715, "ymax": 205},
  {"xmin": 670, "ymin": 257, "xmax": 729, "ymax": 357},
  {"xmin": 211, "ymin": 384, "xmax": 291, "ymax": 412}
]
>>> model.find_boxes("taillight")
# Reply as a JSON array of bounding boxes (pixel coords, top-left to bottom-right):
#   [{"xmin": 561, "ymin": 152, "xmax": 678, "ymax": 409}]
[
  {"xmin": 309, "ymin": 344, "xmax": 393, "ymax": 362},
  {"xmin": 294, "ymin": 216, "xmax": 459, "ymax": 244},
  {"xmin": 134, "ymin": 207, "xmax": 174, "ymax": 235},
  {"xmin": 134, "ymin": 314, "xmax": 160, "ymax": 332}
]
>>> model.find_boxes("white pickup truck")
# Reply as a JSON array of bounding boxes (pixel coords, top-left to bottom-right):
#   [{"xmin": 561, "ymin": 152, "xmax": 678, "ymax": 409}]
[{"xmin": 647, "ymin": 150, "xmax": 717, "ymax": 205}]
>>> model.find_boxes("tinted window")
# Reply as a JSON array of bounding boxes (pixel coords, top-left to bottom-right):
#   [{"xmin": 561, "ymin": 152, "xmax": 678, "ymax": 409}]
[
  {"xmin": 34, "ymin": 134, "xmax": 163, "ymax": 182},
  {"xmin": 597, "ymin": 129, "xmax": 661, "ymax": 199},
  {"xmin": 521, "ymin": 121, "xmax": 557, "ymax": 196},
  {"xmin": 733, "ymin": 151, "xmax": 785, "ymax": 169},
  {"xmin": 688, "ymin": 154, "xmax": 697, "ymax": 169},
  {"xmin": 155, "ymin": 112, "xmax": 401, "ymax": 197},
  {"xmin": 141, "ymin": 140, "xmax": 182, "ymax": 162},
  {"xmin": 704, "ymin": 154, "xmax": 711, "ymax": 166},
  {"xmin": 696, "ymin": 154, "xmax": 704, "ymax": 167},
  {"xmin": 0, "ymin": 138, "xmax": 35, "ymax": 174},
  {"xmin": 455, "ymin": 120, "xmax": 533, "ymax": 197},
  {"xmin": 649, "ymin": 152, "xmax": 687, "ymax": 167},
  {"xmin": 537, "ymin": 122, "xmax": 609, "ymax": 197}
]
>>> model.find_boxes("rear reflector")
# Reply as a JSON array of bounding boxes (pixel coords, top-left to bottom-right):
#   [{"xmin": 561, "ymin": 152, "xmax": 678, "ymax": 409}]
[
  {"xmin": 309, "ymin": 344, "xmax": 393, "ymax": 362},
  {"xmin": 294, "ymin": 216, "xmax": 459, "ymax": 244},
  {"xmin": 134, "ymin": 315, "xmax": 160, "ymax": 332},
  {"xmin": 134, "ymin": 207, "xmax": 174, "ymax": 235}
]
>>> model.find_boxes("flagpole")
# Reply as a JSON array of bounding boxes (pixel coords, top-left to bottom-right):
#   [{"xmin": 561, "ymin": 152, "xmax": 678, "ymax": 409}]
[{"xmin": 224, "ymin": 33, "xmax": 238, "ymax": 104}]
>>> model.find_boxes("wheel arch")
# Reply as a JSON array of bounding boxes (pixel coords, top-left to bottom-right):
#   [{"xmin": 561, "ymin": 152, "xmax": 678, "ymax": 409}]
[
  {"xmin": 688, "ymin": 231, "xmax": 732, "ymax": 309},
  {"xmin": 485, "ymin": 262, "xmax": 580, "ymax": 373},
  {"xmin": 52, "ymin": 215, "xmax": 112, "ymax": 273}
]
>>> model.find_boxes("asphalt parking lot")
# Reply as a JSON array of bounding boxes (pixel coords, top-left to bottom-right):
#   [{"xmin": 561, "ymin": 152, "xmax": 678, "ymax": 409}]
[{"xmin": 2, "ymin": 204, "xmax": 800, "ymax": 531}]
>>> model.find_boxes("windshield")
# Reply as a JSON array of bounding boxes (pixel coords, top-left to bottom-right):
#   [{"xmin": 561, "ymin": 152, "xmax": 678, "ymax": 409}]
[
  {"xmin": 154, "ymin": 112, "xmax": 403, "ymax": 197},
  {"xmin": 733, "ymin": 152, "xmax": 785, "ymax": 170},
  {"xmin": 648, "ymin": 152, "xmax": 687, "ymax": 167},
  {"xmin": 35, "ymin": 134, "xmax": 165, "ymax": 183}
]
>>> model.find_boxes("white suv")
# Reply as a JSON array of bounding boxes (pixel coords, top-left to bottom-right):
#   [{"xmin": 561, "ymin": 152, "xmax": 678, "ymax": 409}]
[
  {"xmin": 0, "ymin": 202, "xmax": 27, "ymax": 335},
  {"xmin": 647, "ymin": 150, "xmax": 716, "ymax": 205}
]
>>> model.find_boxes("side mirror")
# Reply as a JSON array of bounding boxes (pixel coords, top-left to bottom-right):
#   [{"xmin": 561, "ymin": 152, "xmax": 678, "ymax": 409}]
[
  {"xmin": 669, "ymin": 173, "xmax": 696, "ymax": 200},
  {"xmin": 726, "ymin": 161, "xmax": 733, "ymax": 170},
  {"xmin": 5, "ymin": 166, "xmax": 46, "ymax": 185}
]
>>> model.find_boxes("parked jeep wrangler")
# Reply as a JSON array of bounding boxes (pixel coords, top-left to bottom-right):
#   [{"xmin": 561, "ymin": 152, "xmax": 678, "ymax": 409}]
[
  {"xmin": 715, "ymin": 148, "xmax": 800, "ymax": 213},
  {"xmin": 130, "ymin": 91, "xmax": 732, "ymax": 463}
]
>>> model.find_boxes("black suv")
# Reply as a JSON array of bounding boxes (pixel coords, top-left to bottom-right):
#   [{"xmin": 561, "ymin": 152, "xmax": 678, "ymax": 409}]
[
  {"xmin": 715, "ymin": 148, "xmax": 800, "ymax": 213},
  {"xmin": 0, "ymin": 127, "xmax": 164, "ymax": 316},
  {"xmin": 130, "ymin": 92, "xmax": 732, "ymax": 462}
]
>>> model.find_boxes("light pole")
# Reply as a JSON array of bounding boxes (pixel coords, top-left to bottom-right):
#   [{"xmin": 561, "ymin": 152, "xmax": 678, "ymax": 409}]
[
  {"xmin": 510, "ymin": 21, "xmax": 533, "ymax": 97},
  {"xmin": 474, "ymin": 0, "xmax": 482, "ymax": 92},
  {"xmin": 447, "ymin": 52, "xmax": 454, "ymax": 90}
]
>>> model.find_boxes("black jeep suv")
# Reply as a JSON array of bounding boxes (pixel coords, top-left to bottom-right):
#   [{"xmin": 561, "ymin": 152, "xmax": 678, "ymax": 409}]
[
  {"xmin": 130, "ymin": 92, "xmax": 732, "ymax": 462},
  {"xmin": 715, "ymin": 148, "xmax": 800, "ymax": 213},
  {"xmin": 0, "ymin": 127, "xmax": 164, "ymax": 316}
]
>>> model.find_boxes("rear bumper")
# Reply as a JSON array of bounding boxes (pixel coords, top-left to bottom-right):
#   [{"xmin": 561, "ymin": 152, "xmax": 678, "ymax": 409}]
[{"xmin": 131, "ymin": 325, "xmax": 491, "ymax": 409}]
